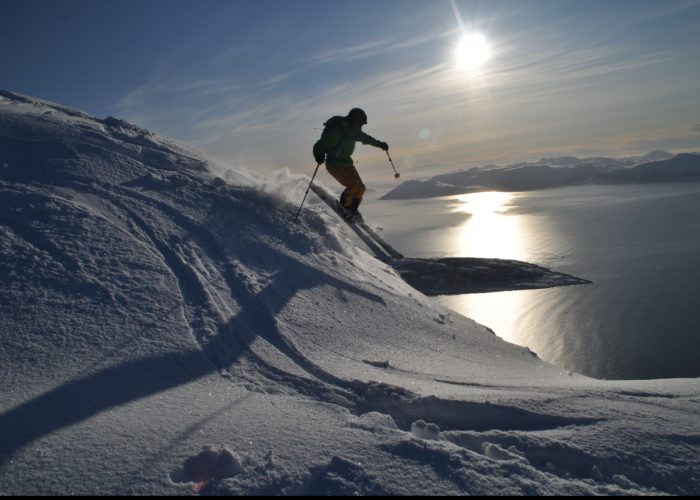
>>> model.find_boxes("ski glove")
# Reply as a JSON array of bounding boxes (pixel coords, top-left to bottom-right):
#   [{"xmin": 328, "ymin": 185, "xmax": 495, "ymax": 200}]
[
  {"xmin": 378, "ymin": 141, "xmax": 389, "ymax": 151},
  {"xmin": 314, "ymin": 152, "xmax": 325, "ymax": 165}
]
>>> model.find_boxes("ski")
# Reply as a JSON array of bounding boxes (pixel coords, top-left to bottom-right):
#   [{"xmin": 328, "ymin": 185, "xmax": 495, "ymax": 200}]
[
  {"xmin": 309, "ymin": 184, "xmax": 394, "ymax": 261},
  {"xmin": 355, "ymin": 219, "xmax": 403, "ymax": 259}
]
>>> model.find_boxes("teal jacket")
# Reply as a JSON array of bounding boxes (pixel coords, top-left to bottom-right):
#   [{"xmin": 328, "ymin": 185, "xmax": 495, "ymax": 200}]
[{"xmin": 313, "ymin": 116, "xmax": 384, "ymax": 167}]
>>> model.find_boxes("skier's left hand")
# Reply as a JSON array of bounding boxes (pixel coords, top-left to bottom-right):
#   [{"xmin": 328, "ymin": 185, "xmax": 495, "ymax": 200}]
[{"xmin": 379, "ymin": 141, "xmax": 389, "ymax": 151}]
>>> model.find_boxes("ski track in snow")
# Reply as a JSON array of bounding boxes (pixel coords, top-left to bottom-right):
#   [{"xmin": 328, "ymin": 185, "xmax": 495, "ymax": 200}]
[
  {"xmin": 1, "ymin": 90, "xmax": 698, "ymax": 495},
  {"xmin": 90, "ymin": 173, "xmax": 595, "ymax": 438}
]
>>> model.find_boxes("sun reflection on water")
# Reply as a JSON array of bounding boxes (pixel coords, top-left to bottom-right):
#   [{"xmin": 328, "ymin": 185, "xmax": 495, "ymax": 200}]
[
  {"xmin": 446, "ymin": 191, "xmax": 528, "ymax": 260},
  {"xmin": 438, "ymin": 191, "xmax": 535, "ymax": 346},
  {"xmin": 439, "ymin": 290, "xmax": 530, "ymax": 346}
]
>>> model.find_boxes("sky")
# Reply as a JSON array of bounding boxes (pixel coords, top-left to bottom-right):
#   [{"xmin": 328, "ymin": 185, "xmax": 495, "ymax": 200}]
[{"xmin": 3, "ymin": 0, "xmax": 700, "ymax": 184}]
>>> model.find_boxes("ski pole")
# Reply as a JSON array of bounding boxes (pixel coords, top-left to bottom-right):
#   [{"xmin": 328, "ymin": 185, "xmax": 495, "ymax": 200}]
[
  {"xmin": 293, "ymin": 163, "xmax": 321, "ymax": 223},
  {"xmin": 386, "ymin": 150, "xmax": 400, "ymax": 179}
]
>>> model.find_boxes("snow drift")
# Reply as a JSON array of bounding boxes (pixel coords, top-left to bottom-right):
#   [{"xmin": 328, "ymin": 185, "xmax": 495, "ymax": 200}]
[{"xmin": 0, "ymin": 90, "xmax": 698, "ymax": 495}]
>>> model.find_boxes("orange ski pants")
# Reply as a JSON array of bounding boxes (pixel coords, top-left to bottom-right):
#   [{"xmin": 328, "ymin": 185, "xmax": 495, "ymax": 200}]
[{"xmin": 325, "ymin": 164, "xmax": 366, "ymax": 208}]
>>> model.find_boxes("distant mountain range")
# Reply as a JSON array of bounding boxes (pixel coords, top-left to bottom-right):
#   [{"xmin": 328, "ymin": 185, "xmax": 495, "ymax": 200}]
[{"xmin": 380, "ymin": 151, "xmax": 700, "ymax": 199}]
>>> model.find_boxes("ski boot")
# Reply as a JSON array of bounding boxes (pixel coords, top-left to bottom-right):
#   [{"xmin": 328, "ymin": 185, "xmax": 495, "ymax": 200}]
[
  {"xmin": 336, "ymin": 193, "xmax": 363, "ymax": 223},
  {"xmin": 348, "ymin": 198, "xmax": 363, "ymax": 223},
  {"xmin": 335, "ymin": 200, "xmax": 357, "ymax": 222}
]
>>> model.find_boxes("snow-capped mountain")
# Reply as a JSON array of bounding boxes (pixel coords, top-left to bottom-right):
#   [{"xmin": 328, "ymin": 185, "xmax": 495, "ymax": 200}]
[{"xmin": 381, "ymin": 151, "xmax": 699, "ymax": 199}]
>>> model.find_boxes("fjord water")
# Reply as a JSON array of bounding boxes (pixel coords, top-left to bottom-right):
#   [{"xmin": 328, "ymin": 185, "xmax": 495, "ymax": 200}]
[{"xmin": 363, "ymin": 183, "xmax": 700, "ymax": 380}]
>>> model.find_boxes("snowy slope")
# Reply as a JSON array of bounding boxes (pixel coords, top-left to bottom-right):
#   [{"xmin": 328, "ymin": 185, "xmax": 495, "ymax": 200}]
[{"xmin": 0, "ymin": 90, "xmax": 698, "ymax": 495}]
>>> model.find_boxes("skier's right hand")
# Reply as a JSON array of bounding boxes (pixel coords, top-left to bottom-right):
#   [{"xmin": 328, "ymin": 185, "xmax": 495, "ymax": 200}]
[
  {"xmin": 314, "ymin": 153, "xmax": 325, "ymax": 165},
  {"xmin": 379, "ymin": 141, "xmax": 389, "ymax": 151}
]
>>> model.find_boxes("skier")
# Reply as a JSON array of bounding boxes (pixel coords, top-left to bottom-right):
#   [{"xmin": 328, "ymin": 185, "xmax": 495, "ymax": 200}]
[{"xmin": 313, "ymin": 108, "xmax": 389, "ymax": 222}]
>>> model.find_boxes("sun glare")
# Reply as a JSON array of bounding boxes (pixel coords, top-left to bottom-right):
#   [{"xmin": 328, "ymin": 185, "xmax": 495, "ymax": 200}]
[
  {"xmin": 450, "ymin": 192, "xmax": 523, "ymax": 259},
  {"xmin": 455, "ymin": 33, "xmax": 491, "ymax": 71}
]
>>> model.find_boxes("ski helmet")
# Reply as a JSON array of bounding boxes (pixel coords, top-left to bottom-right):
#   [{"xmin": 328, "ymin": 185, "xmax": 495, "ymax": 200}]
[{"xmin": 347, "ymin": 108, "xmax": 368, "ymax": 127}]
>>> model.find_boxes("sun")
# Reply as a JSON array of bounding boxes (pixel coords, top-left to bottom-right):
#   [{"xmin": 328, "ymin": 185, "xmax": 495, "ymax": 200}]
[{"xmin": 455, "ymin": 33, "xmax": 491, "ymax": 71}]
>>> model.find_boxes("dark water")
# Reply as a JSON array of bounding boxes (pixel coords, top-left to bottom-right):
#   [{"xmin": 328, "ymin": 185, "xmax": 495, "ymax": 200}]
[{"xmin": 363, "ymin": 183, "xmax": 700, "ymax": 380}]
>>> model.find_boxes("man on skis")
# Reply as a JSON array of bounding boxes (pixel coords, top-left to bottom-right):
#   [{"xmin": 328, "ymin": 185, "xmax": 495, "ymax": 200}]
[{"xmin": 313, "ymin": 108, "xmax": 389, "ymax": 222}]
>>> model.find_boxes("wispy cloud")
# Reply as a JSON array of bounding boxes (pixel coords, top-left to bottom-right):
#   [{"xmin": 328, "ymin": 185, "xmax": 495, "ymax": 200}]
[
  {"xmin": 303, "ymin": 30, "xmax": 452, "ymax": 67},
  {"xmin": 304, "ymin": 38, "xmax": 397, "ymax": 66}
]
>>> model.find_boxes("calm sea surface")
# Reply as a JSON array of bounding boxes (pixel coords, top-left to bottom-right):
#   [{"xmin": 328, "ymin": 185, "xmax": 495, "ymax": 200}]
[{"xmin": 362, "ymin": 183, "xmax": 700, "ymax": 380}]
